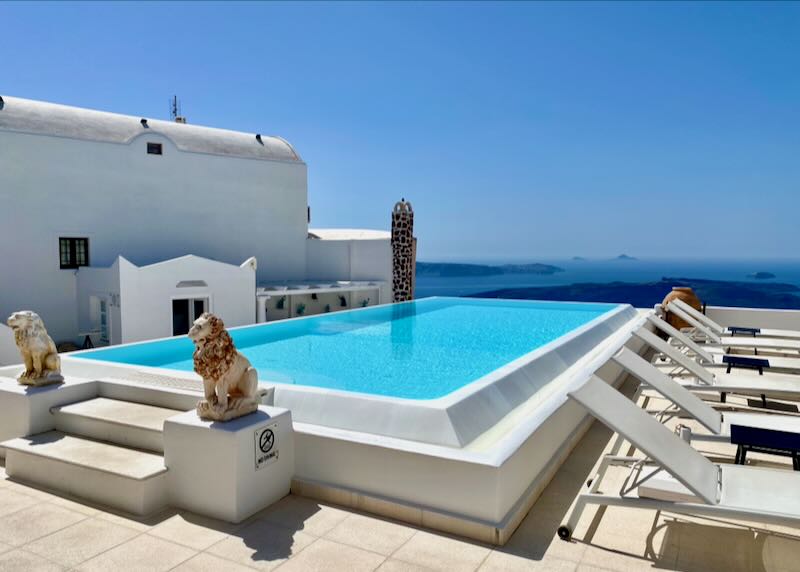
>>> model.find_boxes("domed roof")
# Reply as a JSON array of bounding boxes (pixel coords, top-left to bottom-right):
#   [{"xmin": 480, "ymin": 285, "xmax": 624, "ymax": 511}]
[{"xmin": 0, "ymin": 95, "xmax": 301, "ymax": 163}]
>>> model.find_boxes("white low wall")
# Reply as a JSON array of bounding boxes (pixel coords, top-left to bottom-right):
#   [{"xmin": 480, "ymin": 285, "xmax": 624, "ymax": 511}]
[{"xmin": 705, "ymin": 305, "xmax": 800, "ymax": 331}]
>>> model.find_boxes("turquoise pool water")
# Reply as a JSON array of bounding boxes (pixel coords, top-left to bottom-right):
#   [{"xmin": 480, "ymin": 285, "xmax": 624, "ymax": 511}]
[{"xmin": 74, "ymin": 297, "xmax": 619, "ymax": 399}]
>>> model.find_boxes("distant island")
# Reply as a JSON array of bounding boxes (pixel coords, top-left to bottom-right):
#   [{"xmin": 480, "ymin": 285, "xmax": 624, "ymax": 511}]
[
  {"xmin": 748, "ymin": 272, "xmax": 776, "ymax": 280},
  {"xmin": 416, "ymin": 261, "xmax": 564, "ymax": 277},
  {"xmin": 572, "ymin": 256, "xmax": 586, "ymax": 261},
  {"xmin": 615, "ymin": 254, "xmax": 638, "ymax": 261},
  {"xmin": 470, "ymin": 277, "xmax": 800, "ymax": 310}
]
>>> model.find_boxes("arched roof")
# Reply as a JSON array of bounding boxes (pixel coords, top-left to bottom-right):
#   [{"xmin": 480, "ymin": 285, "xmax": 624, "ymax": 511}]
[{"xmin": 0, "ymin": 95, "xmax": 301, "ymax": 163}]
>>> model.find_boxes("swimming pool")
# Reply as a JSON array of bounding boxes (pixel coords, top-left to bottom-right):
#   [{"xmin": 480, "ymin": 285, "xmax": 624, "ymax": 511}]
[
  {"xmin": 74, "ymin": 297, "xmax": 620, "ymax": 400},
  {"xmin": 58, "ymin": 297, "xmax": 642, "ymax": 538}
]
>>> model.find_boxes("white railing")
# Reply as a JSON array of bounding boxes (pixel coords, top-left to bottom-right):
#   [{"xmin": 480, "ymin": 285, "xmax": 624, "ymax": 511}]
[{"xmin": 705, "ymin": 305, "xmax": 800, "ymax": 331}]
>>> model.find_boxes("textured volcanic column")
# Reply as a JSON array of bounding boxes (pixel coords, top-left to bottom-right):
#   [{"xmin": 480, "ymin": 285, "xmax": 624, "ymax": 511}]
[{"xmin": 391, "ymin": 199, "xmax": 416, "ymax": 302}]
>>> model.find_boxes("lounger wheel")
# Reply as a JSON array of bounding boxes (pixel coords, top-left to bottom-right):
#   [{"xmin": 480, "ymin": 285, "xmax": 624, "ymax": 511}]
[
  {"xmin": 586, "ymin": 478, "xmax": 593, "ymax": 487},
  {"xmin": 557, "ymin": 525, "xmax": 572, "ymax": 541}
]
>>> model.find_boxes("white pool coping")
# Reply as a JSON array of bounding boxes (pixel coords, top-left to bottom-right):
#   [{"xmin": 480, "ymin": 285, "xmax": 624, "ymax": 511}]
[
  {"xmin": 296, "ymin": 307, "xmax": 647, "ymax": 466},
  {"xmin": 63, "ymin": 298, "xmax": 639, "ymax": 448}
]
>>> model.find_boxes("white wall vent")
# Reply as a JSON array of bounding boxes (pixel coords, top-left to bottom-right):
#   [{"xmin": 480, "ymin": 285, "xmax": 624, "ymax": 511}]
[{"xmin": 176, "ymin": 280, "xmax": 208, "ymax": 288}]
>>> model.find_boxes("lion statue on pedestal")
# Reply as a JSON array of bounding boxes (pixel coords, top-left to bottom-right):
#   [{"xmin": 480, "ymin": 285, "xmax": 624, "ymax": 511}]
[
  {"xmin": 189, "ymin": 313, "xmax": 260, "ymax": 421},
  {"xmin": 6, "ymin": 311, "xmax": 64, "ymax": 386}
]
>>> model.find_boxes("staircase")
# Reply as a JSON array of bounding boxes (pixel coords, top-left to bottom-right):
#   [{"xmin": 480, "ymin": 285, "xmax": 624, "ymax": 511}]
[{"xmin": 2, "ymin": 397, "xmax": 185, "ymax": 515}]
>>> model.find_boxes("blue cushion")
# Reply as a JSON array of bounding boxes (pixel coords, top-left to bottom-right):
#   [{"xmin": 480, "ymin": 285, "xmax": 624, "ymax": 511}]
[
  {"xmin": 723, "ymin": 355, "xmax": 769, "ymax": 369},
  {"xmin": 730, "ymin": 424, "xmax": 800, "ymax": 451},
  {"xmin": 728, "ymin": 326, "xmax": 761, "ymax": 335}
]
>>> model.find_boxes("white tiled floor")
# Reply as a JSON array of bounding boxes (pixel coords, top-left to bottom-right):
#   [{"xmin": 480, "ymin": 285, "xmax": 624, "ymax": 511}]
[{"xmin": 1, "ymin": 379, "xmax": 799, "ymax": 571}]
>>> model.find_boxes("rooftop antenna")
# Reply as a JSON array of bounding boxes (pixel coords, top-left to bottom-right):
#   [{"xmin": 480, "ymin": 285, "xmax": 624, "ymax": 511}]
[
  {"xmin": 170, "ymin": 95, "xmax": 186, "ymax": 123},
  {"xmin": 170, "ymin": 96, "xmax": 179, "ymax": 120}
]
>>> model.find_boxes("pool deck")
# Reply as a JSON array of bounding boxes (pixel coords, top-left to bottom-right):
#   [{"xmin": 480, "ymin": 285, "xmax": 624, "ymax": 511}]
[{"xmin": 0, "ymin": 372, "xmax": 797, "ymax": 571}]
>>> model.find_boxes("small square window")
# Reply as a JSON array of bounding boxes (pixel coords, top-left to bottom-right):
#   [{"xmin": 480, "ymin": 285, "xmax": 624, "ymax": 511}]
[
  {"xmin": 147, "ymin": 142, "xmax": 163, "ymax": 155},
  {"xmin": 59, "ymin": 238, "xmax": 90, "ymax": 269}
]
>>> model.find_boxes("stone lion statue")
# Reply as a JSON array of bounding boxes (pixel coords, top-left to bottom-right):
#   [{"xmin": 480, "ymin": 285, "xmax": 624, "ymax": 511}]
[
  {"xmin": 6, "ymin": 311, "xmax": 63, "ymax": 386},
  {"xmin": 189, "ymin": 313, "xmax": 260, "ymax": 421}
]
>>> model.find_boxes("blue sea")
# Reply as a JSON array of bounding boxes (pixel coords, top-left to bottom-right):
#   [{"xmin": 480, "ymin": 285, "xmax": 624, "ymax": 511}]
[{"xmin": 415, "ymin": 259, "xmax": 800, "ymax": 298}]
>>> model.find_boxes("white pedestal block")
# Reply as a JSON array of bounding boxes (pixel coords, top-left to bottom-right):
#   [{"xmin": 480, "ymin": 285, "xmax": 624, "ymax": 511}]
[
  {"xmin": 163, "ymin": 406, "xmax": 294, "ymax": 523},
  {"xmin": 0, "ymin": 376, "xmax": 97, "ymax": 457}
]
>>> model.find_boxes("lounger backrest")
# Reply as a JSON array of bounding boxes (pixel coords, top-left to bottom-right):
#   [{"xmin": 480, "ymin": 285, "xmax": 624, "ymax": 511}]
[
  {"xmin": 569, "ymin": 376, "xmax": 720, "ymax": 505},
  {"xmin": 633, "ymin": 328, "xmax": 717, "ymax": 385},
  {"xmin": 671, "ymin": 299, "xmax": 725, "ymax": 335},
  {"xmin": 646, "ymin": 315, "xmax": 714, "ymax": 365},
  {"xmin": 666, "ymin": 304, "xmax": 722, "ymax": 344},
  {"xmin": 612, "ymin": 347, "xmax": 722, "ymax": 434}
]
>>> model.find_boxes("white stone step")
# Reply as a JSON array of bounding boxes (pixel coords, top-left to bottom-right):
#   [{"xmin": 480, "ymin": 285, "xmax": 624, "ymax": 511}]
[
  {"xmin": 2, "ymin": 431, "xmax": 168, "ymax": 516},
  {"xmin": 51, "ymin": 397, "xmax": 184, "ymax": 453}
]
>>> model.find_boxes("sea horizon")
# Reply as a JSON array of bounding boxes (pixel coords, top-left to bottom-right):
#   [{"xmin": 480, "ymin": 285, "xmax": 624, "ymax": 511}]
[{"xmin": 415, "ymin": 257, "xmax": 800, "ymax": 299}]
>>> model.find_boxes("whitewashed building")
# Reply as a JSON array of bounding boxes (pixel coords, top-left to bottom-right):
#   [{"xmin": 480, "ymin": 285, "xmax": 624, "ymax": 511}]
[
  {"xmin": 0, "ymin": 95, "xmax": 392, "ymax": 348},
  {"xmin": 75, "ymin": 255, "xmax": 258, "ymax": 345}
]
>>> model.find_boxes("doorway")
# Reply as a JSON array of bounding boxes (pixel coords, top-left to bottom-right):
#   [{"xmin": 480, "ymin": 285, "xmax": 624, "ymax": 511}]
[
  {"xmin": 99, "ymin": 298, "xmax": 109, "ymax": 344},
  {"xmin": 89, "ymin": 295, "xmax": 112, "ymax": 346},
  {"xmin": 172, "ymin": 298, "xmax": 208, "ymax": 336}
]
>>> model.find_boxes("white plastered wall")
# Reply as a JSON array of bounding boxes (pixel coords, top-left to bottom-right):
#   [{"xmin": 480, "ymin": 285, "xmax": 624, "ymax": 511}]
[
  {"xmin": 305, "ymin": 238, "xmax": 393, "ymax": 303},
  {"xmin": 0, "ymin": 129, "xmax": 307, "ymax": 342},
  {"xmin": 76, "ymin": 255, "xmax": 256, "ymax": 344}
]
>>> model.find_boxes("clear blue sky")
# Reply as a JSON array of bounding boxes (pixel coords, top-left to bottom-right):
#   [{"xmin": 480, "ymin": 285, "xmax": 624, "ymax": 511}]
[{"xmin": 2, "ymin": 1, "xmax": 799, "ymax": 261}]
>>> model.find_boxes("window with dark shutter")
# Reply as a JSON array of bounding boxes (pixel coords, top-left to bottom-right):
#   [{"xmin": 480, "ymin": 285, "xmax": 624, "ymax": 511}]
[
  {"xmin": 147, "ymin": 142, "xmax": 163, "ymax": 155},
  {"xmin": 59, "ymin": 238, "xmax": 90, "ymax": 269}
]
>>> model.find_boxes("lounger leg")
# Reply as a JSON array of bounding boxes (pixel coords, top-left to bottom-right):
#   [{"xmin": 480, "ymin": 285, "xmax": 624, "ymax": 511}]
[
  {"xmin": 740, "ymin": 446, "xmax": 748, "ymax": 466},
  {"xmin": 793, "ymin": 454, "xmax": 800, "ymax": 472},
  {"xmin": 559, "ymin": 455, "xmax": 616, "ymax": 541},
  {"xmin": 606, "ymin": 429, "xmax": 627, "ymax": 458},
  {"xmin": 720, "ymin": 392, "xmax": 727, "ymax": 404},
  {"xmin": 761, "ymin": 394, "xmax": 767, "ymax": 407},
  {"xmin": 735, "ymin": 445, "xmax": 743, "ymax": 465},
  {"xmin": 559, "ymin": 496, "xmax": 588, "ymax": 541}
]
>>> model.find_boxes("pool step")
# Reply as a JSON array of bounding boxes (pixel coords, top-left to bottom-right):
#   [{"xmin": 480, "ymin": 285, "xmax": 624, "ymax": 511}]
[
  {"xmin": 51, "ymin": 397, "xmax": 184, "ymax": 453},
  {"xmin": 2, "ymin": 431, "xmax": 169, "ymax": 515}
]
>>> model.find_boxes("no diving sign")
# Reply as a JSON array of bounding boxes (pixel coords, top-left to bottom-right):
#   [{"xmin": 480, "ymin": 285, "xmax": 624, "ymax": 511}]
[{"xmin": 254, "ymin": 423, "xmax": 279, "ymax": 470}]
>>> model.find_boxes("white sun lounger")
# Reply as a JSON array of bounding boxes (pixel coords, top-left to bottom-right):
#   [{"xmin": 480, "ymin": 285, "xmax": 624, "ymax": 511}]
[
  {"xmin": 557, "ymin": 376, "xmax": 800, "ymax": 541},
  {"xmin": 612, "ymin": 347, "xmax": 800, "ymax": 447},
  {"xmin": 633, "ymin": 328, "xmax": 800, "ymax": 401},
  {"xmin": 644, "ymin": 320, "xmax": 800, "ymax": 374},
  {"xmin": 646, "ymin": 314, "xmax": 715, "ymax": 364},
  {"xmin": 666, "ymin": 303, "xmax": 800, "ymax": 354},
  {"xmin": 671, "ymin": 298, "xmax": 800, "ymax": 341}
]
